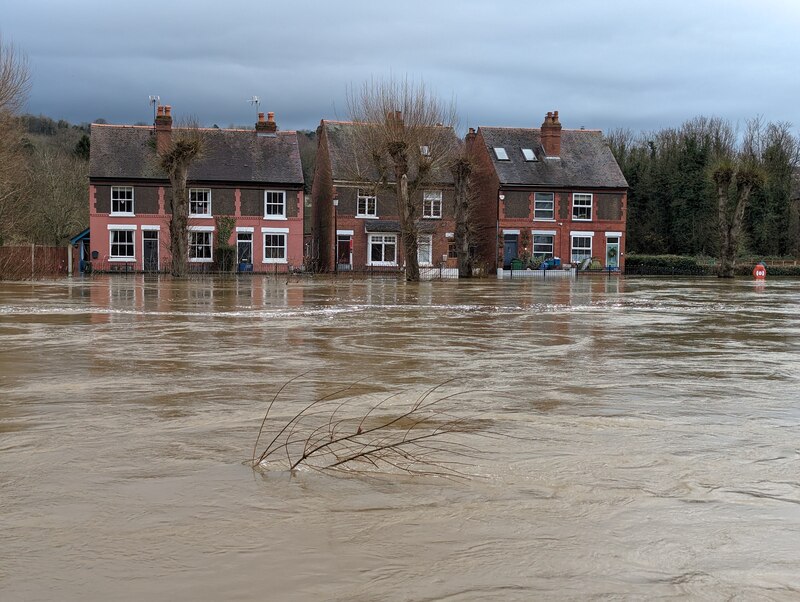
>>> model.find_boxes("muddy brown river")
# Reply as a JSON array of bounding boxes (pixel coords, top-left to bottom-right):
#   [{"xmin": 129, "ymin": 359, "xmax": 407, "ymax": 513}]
[{"xmin": 1, "ymin": 275, "xmax": 799, "ymax": 600}]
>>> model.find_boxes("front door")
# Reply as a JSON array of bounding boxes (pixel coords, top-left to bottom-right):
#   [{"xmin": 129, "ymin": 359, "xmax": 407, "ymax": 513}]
[
  {"xmin": 503, "ymin": 234, "xmax": 518, "ymax": 268},
  {"xmin": 237, "ymin": 233, "xmax": 253, "ymax": 270},
  {"xmin": 143, "ymin": 231, "xmax": 159, "ymax": 271},
  {"xmin": 337, "ymin": 235, "xmax": 352, "ymax": 270},
  {"xmin": 606, "ymin": 237, "xmax": 620, "ymax": 270}
]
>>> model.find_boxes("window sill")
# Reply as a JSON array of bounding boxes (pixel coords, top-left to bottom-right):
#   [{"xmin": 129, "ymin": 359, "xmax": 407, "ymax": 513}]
[
  {"xmin": 110, "ymin": 212, "xmax": 135, "ymax": 218},
  {"xmin": 109, "ymin": 257, "xmax": 135, "ymax": 262},
  {"xmin": 533, "ymin": 218, "xmax": 556, "ymax": 222},
  {"xmin": 189, "ymin": 214, "xmax": 213, "ymax": 219},
  {"xmin": 367, "ymin": 262, "xmax": 397, "ymax": 267},
  {"xmin": 263, "ymin": 259, "xmax": 288, "ymax": 264},
  {"xmin": 572, "ymin": 218, "xmax": 593, "ymax": 222},
  {"xmin": 355, "ymin": 215, "xmax": 379, "ymax": 219},
  {"xmin": 263, "ymin": 215, "xmax": 287, "ymax": 220},
  {"xmin": 189, "ymin": 258, "xmax": 213, "ymax": 263},
  {"xmin": 422, "ymin": 216, "xmax": 442, "ymax": 220}
]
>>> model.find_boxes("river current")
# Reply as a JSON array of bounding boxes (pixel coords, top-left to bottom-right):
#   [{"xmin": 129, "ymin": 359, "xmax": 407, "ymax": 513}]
[{"xmin": 1, "ymin": 275, "xmax": 799, "ymax": 600}]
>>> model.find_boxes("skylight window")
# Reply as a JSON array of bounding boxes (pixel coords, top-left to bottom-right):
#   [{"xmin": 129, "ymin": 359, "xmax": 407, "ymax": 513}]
[
  {"xmin": 522, "ymin": 148, "xmax": 537, "ymax": 161},
  {"xmin": 420, "ymin": 145, "xmax": 430, "ymax": 156},
  {"xmin": 494, "ymin": 147, "xmax": 509, "ymax": 161}
]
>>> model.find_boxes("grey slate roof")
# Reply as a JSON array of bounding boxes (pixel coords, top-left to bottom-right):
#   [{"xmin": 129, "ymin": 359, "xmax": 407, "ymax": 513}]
[
  {"xmin": 479, "ymin": 127, "xmax": 628, "ymax": 189},
  {"xmin": 323, "ymin": 121, "xmax": 456, "ymax": 184},
  {"xmin": 90, "ymin": 125, "xmax": 304, "ymax": 185}
]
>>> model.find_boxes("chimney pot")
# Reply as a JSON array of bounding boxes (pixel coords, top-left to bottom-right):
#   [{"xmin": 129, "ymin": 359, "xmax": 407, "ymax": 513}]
[
  {"xmin": 258, "ymin": 112, "xmax": 265, "ymax": 123},
  {"xmin": 267, "ymin": 111, "xmax": 275, "ymax": 122},
  {"xmin": 165, "ymin": 105, "xmax": 172, "ymax": 117}
]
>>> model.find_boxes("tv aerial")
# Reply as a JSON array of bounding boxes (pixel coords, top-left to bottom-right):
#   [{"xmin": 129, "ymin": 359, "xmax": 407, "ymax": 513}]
[
  {"xmin": 149, "ymin": 95, "xmax": 160, "ymax": 123},
  {"xmin": 248, "ymin": 96, "xmax": 261, "ymax": 119}
]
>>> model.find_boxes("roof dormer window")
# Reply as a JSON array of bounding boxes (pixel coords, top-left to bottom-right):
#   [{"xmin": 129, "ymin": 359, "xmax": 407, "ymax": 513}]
[
  {"xmin": 521, "ymin": 148, "xmax": 537, "ymax": 162},
  {"xmin": 494, "ymin": 147, "xmax": 509, "ymax": 161}
]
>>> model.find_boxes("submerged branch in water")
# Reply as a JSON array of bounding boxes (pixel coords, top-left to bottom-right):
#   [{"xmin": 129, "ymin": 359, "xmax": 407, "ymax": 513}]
[{"xmin": 251, "ymin": 378, "xmax": 492, "ymax": 479}]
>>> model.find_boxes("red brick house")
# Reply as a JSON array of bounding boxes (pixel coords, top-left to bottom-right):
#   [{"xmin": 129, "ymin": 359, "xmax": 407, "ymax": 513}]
[
  {"xmin": 88, "ymin": 107, "xmax": 304, "ymax": 272},
  {"xmin": 470, "ymin": 111, "xmax": 628, "ymax": 272},
  {"xmin": 311, "ymin": 119, "xmax": 459, "ymax": 273}
]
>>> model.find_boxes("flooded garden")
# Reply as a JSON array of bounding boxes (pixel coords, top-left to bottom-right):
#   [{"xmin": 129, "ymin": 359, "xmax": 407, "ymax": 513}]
[{"xmin": 2, "ymin": 275, "xmax": 799, "ymax": 600}]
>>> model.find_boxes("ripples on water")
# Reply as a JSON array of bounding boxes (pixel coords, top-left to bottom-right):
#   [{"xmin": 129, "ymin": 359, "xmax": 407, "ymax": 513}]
[{"xmin": 2, "ymin": 275, "xmax": 800, "ymax": 600}]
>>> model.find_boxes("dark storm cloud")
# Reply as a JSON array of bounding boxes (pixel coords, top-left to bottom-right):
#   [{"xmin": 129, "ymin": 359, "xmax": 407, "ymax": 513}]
[{"xmin": 4, "ymin": 0, "xmax": 800, "ymax": 134}]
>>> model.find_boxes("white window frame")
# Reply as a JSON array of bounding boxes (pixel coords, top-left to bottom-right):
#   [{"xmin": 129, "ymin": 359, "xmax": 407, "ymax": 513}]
[
  {"xmin": 356, "ymin": 190, "xmax": 377, "ymax": 218},
  {"xmin": 110, "ymin": 186, "xmax": 134, "ymax": 216},
  {"xmin": 532, "ymin": 229, "xmax": 556, "ymax": 258},
  {"xmin": 261, "ymin": 227, "xmax": 289, "ymax": 264},
  {"xmin": 423, "ymin": 190, "xmax": 442, "ymax": 219},
  {"xmin": 494, "ymin": 147, "xmax": 509, "ymax": 161},
  {"xmin": 108, "ymin": 224, "xmax": 136, "ymax": 261},
  {"xmin": 417, "ymin": 234, "xmax": 433, "ymax": 266},
  {"xmin": 570, "ymin": 232, "xmax": 594, "ymax": 263},
  {"xmin": 188, "ymin": 226, "xmax": 214, "ymax": 263},
  {"xmin": 572, "ymin": 193, "xmax": 593, "ymax": 221},
  {"xmin": 367, "ymin": 233, "xmax": 397, "ymax": 266},
  {"xmin": 189, "ymin": 188, "xmax": 212, "ymax": 218},
  {"xmin": 264, "ymin": 190, "xmax": 286, "ymax": 219},
  {"xmin": 534, "ymin": 192, "xmax": 555, "ymax": 221}
]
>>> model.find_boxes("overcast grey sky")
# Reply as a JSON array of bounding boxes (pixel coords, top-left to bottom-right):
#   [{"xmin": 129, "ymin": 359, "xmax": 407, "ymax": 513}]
[{"xmin": 5, "ymin": 0, "xmax": 800, "ymax": 134}]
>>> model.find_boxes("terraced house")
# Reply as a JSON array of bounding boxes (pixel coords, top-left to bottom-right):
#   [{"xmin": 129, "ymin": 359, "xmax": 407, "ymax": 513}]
[
  {"xmin": 311, "ymin": 118, "xmax": 459, "ymax": 273},
  {"xmin": 470, "ymin": 111, "xmax": 628, "ymax": 271},
  {"xmin": 88, "ymin": 107, "xmax": 304, "ymax": 272}
]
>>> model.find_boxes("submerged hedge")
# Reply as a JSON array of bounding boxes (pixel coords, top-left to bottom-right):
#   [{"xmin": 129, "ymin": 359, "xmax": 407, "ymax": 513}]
[{"xmin": 625, "ymin": 254, "xmax": 800, "ymax": 277}]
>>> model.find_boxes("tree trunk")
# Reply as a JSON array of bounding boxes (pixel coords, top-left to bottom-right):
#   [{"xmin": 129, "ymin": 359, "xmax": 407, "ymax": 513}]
[
  {"xmin": 452, "ymin": 158, "xmax": 472, "ymax": 278},
  {"xmin": 716, "ymin": 176, "xmax": 754, "ymax": 278},
  {"xmin": 169, "ymin": 165, "xmax": 189, "ymax": 277},
  {"xmin": 397, "ymin": 174, "xmax": 419, "ymax": 281}
]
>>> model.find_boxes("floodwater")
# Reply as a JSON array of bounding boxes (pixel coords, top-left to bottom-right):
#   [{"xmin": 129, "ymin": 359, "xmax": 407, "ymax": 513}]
[{"xmin": 2, "ymin": 274, "xmax": 799, "ymax": 601}]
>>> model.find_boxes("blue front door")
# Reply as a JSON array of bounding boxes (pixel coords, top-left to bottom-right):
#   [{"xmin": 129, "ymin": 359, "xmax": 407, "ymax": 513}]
[{"xmin": 503, "ymin": 234, "xmax": 518, "ymax": 268}]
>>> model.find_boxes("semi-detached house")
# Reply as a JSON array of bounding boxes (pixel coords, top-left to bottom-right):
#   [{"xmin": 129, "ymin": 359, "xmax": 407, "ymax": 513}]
[
  {"xmin": 88, "ymin": 106, "xmax": 304, "ymax": 272},
  {"xmin": 470, "ymin": 111, "xmax": 628, "ymax": 271}
]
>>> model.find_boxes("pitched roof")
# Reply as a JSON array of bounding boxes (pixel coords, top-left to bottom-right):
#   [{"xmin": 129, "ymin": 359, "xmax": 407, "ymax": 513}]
[
  {"xmin": 322, "ymin": 120, "xmax": 456, "ymax": 184},
  {"xmin": 478, "ymin": 127, "xmax": 628, "ymax": 189},
  {"xmin": 89, "ymin": 125, "xmax": 304, "ymax": 185}
]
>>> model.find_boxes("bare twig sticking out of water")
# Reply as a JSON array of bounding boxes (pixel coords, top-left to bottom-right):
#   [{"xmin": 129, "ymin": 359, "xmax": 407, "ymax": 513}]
[{"xmin": 252, "ymin": 379, "xmax": 488, "ymax": 479}]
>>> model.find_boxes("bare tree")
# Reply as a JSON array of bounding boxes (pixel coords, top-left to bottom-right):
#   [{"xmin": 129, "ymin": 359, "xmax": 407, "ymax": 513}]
[
  {"xmin": 347, "ymin": 78, "xmax": 458, "ymax": 281},
  {"xmin": 159, "ymin": 122, "xmax": 204, "ymax": 277},
  {"xmin": 0, "ymin": 37, "xmax": 30, "ymax": 245},
  {"xmin": 712, "ymin": 158, "xmax": 763, "ymax": 278},
  {"xmin": 451, "ymin": 140, "xmax": 476, "ymax": 277},
  {"xmin": 27, "ymin": 147, "xmax": 88, "ymax": 244}
]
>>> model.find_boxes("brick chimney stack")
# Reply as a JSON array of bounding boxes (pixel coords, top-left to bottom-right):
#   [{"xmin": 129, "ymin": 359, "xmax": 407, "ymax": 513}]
[
  {"xmin": 256, "ymin": 111, "xmax": 277, "ymax": 134},
  {"xmin": 465, "ymin": 127, "xmax": 477, "ymax": 152},
  {"xmin": 155, "ymin": 105, "xmax": 173, "ymax": 155},
  {"xmin": 540, "ymin": 110, "xmax": 562, "ymax": 157}
]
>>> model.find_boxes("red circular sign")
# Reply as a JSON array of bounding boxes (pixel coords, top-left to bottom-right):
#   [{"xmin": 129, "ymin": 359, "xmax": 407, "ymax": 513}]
[{"xmin": 753, "ymin": 265, "xmax": 766, "ymax": 280}]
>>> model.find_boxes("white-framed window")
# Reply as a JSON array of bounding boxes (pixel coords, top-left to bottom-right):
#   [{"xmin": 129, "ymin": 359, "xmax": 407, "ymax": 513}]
[
  {"xmin": 262, "ymin": 227, "xmax": 289, "ymax": 263},
  {"xmin": 572, "ymin": 193, "xmax": 593, "ymax": 221},
  {"xmin": 533, "ymin": 231, "xmax": 555, "ymax": 258},
  {"xmin": 264, "ymin": 190, "xmax": 286, "ymax": 218},
  {"xmin": 357, "ymin": 190, "xmax": 377, "ymax": 217},
  {"xmin": 189, "ymin": 188, "xmax": 211, "ymax": 217},
  {"xmin": 111, "ymin": 186, "xmax": 134, "ymax": 216},
  {"xmin": 534, "ymin": 192, "xmax": 554, "ymax": 220},
  {"xmin": 109, "ymin": 227, "xmax": 135, "ymax": 260},
  {"xmin": 368, "ymin": 233, "xmax": 397, "ymax": 266},
  {"xmin": 417, "ymin": 234, "xmax": 433, "ymax": 266},
  {"xmin": 571, "ymin": 235, "xmax": 593, "ymax": 262},
  {"xmin": 423, "ymin": 191, "xmax": 442, "ymax": 218},
  {"xmin": 494, "ymin": 147, "xmax": 509, "ymax": 160},
  {"xmin": 522, "ymin": 148, "xmax": 537, "ymax": 162},
  {"xmin": 189, "ymin": 230, "xmax": 213, "ymax": 262}
]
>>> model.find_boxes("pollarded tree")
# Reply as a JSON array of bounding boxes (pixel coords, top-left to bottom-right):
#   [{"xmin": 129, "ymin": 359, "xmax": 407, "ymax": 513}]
[
  {"xmin": 712, "ymin": 158, "xmax": 763, "ymax": 278},
  {"xmin": 159, "ymin": 121, "xmax": 204, "ymax": 277},
  {"xmin": 348, "ymin": 79, "xmax": 458, "ymax": 281}
]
